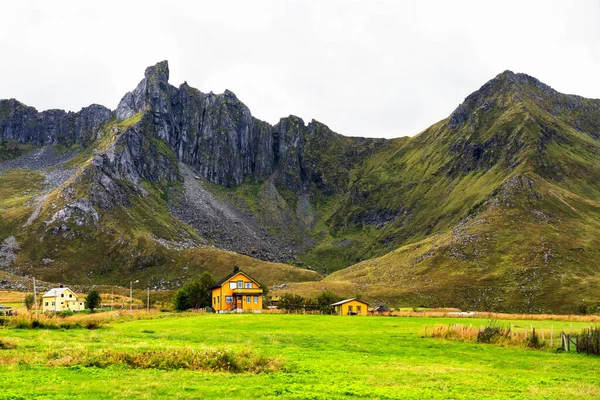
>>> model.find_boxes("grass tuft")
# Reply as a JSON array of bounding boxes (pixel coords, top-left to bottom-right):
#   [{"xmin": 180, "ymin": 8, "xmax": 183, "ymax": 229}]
[{"xmin": 43, "ymin": 348, "xmax": 284, "ymax": 373}]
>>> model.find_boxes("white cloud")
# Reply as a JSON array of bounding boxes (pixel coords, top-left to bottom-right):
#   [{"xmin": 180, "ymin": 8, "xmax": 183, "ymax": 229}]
[{"xmin": 1, "ymin": 0, "xmax": 599, "ymax": 138}]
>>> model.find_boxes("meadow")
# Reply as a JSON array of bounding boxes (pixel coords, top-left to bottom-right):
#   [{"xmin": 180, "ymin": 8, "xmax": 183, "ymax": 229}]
[{"xmin": 1, "ymin": 313, "xmax": 600, "ymax": 399}]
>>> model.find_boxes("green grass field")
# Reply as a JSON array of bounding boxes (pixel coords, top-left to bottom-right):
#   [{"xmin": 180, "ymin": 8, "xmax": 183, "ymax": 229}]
[{"xmin": 1, "ymin": 313, "xmax": 600, "ymax": 399}]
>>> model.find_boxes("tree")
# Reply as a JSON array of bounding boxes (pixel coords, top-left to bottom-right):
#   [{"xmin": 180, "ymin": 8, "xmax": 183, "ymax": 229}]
[
  {"xmin": 24, "ymin": 294, "xmax": 35, "ymax": 311},
  {"xmin": 173, "ymin": 272, "xmax": 215, "ymax": 311},
  {"xmin": 316, "ymin": 291, "xmax": 342, "ymax": 314},
  {"xmin": 86, "ymin": 290, "xmax": 101, "ymax": 313}
]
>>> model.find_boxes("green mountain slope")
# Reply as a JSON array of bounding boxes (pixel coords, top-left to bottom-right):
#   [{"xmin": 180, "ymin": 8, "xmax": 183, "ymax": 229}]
[{"xmin": 324, "ymin": 72, "xmax": 600, "ymax": 312}]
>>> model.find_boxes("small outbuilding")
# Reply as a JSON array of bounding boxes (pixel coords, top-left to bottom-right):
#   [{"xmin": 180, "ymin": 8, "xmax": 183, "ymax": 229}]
[
  {"xmin": 0, "ymin": 304, "xmax": 13, "ymax": 316},
  {"xmin": 372, "ymin": 305, "xmax": 391, "ymax": 315},
  {"xmin": 331, "ymin": 298, "xmax": 368, "ymax": 316}
]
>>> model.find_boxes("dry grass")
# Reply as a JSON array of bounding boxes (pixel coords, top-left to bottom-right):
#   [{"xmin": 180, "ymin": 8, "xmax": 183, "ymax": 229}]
[
  {"xmin": 0, "ymin": 309, "xmax": 173, "ymax": 330},
  {"xmin": 372, "ymin": 310, "xmax": 600, "ymax": 322},
  {"xmin": 426, "ymin": 322, "xmax": 551, "ymax": 349},
  {"xmin": 4, "ymin": 347, "xmax": 284, "ymax": 373},
  {"xmin": 0, "ymin": 338, "xmax": 17, "ymax": 350},
  {"xmin": 0, "ymin": 291, "xmax": 28, "ymax": 304}
]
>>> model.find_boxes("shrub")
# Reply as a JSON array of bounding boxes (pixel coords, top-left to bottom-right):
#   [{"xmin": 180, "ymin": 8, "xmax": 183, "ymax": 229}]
[
  {"xmin": 526, "ymin": 328, "xmax": 543, "ymax": 349},
  {"xmin": 316, "ymin": 291, "xmax": 342, "ymax": 314},
  {"xmin": 477, "ymin": 321, "xmax": 511, "ymax": 344},
  {"xmin": 173, "ymin": 272, "xmax": 215, "ymax": 311}
]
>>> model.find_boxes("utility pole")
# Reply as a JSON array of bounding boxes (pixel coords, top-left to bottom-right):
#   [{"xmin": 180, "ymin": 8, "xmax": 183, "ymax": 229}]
[
  {"xmin": 33, "ymin": 277, "xmax": 38, "ymax": 318},
  {"xmin": 130, "ymin": 280, "xmax": 138, "ymax": 316}
]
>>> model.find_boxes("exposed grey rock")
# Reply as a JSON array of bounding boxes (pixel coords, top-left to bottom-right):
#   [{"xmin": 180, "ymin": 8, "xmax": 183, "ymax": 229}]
[
  {"xmin": 45, "ymin": 197, "xmax": 99, "ymax": 228},
  {"xmin": 0, "ymin": 101, "xmax": 112, "ymax": 147},
  {"xmin": 0, "ymin": 236, "xmax": 19, "ymax": 271},
  {"xmin": 0, "ymin": 146, "xmax": 78, "ymax": 171}
]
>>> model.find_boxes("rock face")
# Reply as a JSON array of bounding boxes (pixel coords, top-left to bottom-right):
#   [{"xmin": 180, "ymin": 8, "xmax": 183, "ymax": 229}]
[
  {"xmin": 0, "ymin": 100, "xmax": 112, "ymax": 147},
  {"xmin": 113, "ymin": 61, "xmax": 387, "ymax": 193}
]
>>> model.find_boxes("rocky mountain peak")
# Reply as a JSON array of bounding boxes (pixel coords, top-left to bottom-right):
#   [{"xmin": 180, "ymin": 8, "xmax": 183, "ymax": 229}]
[
  {"xmin": 144, "ymin": 60, "xmax": 169, "ymax": 81},
  {"xmin": 115, "ymin": 60, "xmax": 173, "ymax": 120},
  {"xmin": 449, "ymin": 70, "xmax": 557, "ymax": 128}
]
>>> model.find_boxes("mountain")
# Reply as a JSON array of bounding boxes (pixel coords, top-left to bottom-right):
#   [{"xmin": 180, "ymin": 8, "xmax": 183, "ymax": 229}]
[{"xmin": 1, "ymin": 62, "xmax": 600, "ymax": 312}]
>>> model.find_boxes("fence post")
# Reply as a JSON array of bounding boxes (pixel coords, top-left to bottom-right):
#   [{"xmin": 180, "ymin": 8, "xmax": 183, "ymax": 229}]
[{"xmin": 542, "ymin": 328, "xmax": 545, "ymax": 341}]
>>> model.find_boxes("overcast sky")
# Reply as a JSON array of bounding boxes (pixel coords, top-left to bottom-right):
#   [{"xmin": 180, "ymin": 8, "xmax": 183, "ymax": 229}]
[{"xmin": 1, "ymin": 1, "xmax": 599, "ymax": 138}]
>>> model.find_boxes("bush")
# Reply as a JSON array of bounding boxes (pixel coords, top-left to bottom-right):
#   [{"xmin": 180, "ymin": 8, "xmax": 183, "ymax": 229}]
[
  {"xmin": 173, "ymin": 272, "xmax": 215, "ymax": 311},
  {"xmin": 24, "ymin": 294, "xmax": 35, "ymax": 311},
  {"xmin": 316, "ymin": 291, "xmax": 342, "ymax": 314},
  {"xmin": 57, "ymin": 310, "xmax": 75, "ymax": 318},
  {"xmin": 477, "ymin": 321, "xmax": 511, "ymax": 344},
  {"xmin": 526, "ymin": 328, "xmax": 543, "ymax": 349}
]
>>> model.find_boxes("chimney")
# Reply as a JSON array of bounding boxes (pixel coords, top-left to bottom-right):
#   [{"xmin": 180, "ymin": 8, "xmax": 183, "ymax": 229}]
[
  {"xmin": 59, "ymin": 284, "xmax": 64, "ymax": 288},
  {"xmin": 233, "ymin": 266, "xmax": 240, "ymax": 273}
]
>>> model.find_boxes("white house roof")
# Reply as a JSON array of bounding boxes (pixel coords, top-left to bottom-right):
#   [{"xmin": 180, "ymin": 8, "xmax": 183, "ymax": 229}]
[
  {"xmin": 42, "ymin": 287, "xmax": 73, "ymax": 297},
  {"xmin": 330, "ymin": 298, "xmax": 369, "ymax": 306}
]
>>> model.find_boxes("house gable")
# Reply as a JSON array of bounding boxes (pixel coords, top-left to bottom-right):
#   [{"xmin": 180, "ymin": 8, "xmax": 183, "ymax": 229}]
[{"xmin": 210, "ymin": 267, "xmax": 264, "ymax": 313}]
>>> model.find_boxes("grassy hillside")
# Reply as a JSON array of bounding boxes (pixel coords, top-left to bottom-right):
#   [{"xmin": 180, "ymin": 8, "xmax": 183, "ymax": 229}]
[{"xmin": 323, "ymin": 72, "xmax": 600, "ymax": 313}]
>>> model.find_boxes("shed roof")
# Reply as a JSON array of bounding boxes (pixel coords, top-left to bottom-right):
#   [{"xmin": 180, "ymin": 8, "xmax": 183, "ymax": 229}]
[
  {"xmin": 330, "ymin": 298, "xmax": 369, "ymax": 306},
  {"xmin": 373, "ymin": 305, "xmax": 391, "ymax": 312}
]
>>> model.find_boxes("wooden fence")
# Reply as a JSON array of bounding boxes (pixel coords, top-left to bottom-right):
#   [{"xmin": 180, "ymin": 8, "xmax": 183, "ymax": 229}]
[{"xmin": 562, "ymin": 330, "xmax": 600, "ymax": 355}]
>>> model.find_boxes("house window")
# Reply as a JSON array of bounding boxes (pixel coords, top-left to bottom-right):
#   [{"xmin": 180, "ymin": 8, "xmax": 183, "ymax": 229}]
[
  {"xmin": 229, "ymin": 282, "xmax": 237, "ymax": 289},
  {"xmin": 226, "ymin": 296, "xmax": 233, "ymax": 304},
  {"xmin": 61, "ymin": 294, "xmax": 64, "ymax": 298},
  {"xmin": 45, "ymin": 302, "xmax": 48, "ymax": 306},
  {"xmin": 357, "ymin": 306, "xmax": 362, "ymax": 313},
  {"xmin": 246, "ymin": 296, "xmax": 251, "ymax": 303},
  {"xmin": 237, "ymin": 281, "xmax": 243, "ymax": 288},
  {"xmin": 245, "ymin": 282, "xmax": 252, "ymax": 288},
  {"xmin": 61, "ymin": 302, "xmax": 64, "ymax": 305},
  {"xmin": 254, "ymin": 296, "xmax": 258, "ymax": 304},
  {"xmin": 69, "ymin": 294, "xmax": 72, "ymax": 298},
  {"xmin": 348, "ymin": 305, "xmax": 353, "ymax": 313},
  {"xmin": 52, "ymin": 302, "xmax": 55, "ymax": 306}
]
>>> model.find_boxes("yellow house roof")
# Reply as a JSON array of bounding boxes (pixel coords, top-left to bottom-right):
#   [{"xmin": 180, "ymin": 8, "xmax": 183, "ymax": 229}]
[
  {"xmin": 331, "ymin": 298, "xmax": 369, "ymax": 306},
  {"xmin": 210, "ymin": 267, "xmax": 262, "ymax": 290}
]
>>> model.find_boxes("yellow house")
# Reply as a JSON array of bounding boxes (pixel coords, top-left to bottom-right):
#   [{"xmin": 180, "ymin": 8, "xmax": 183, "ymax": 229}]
[
  {"xmin": 211, "ymin": 266, "xmax": 263, "ymax": 313},
  {"xmin": 42, "ymin": 287, "xmax": 85, "ymax": 313},
  {"xmin": 331, "ymin": 298, "xmax": 368, "ymax": 316}
]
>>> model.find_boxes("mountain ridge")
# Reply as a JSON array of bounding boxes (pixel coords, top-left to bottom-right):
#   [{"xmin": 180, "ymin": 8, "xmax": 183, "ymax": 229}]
[{"xmin": 2, "ymin": 62, "xmax": 600, "ymax": 312}]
